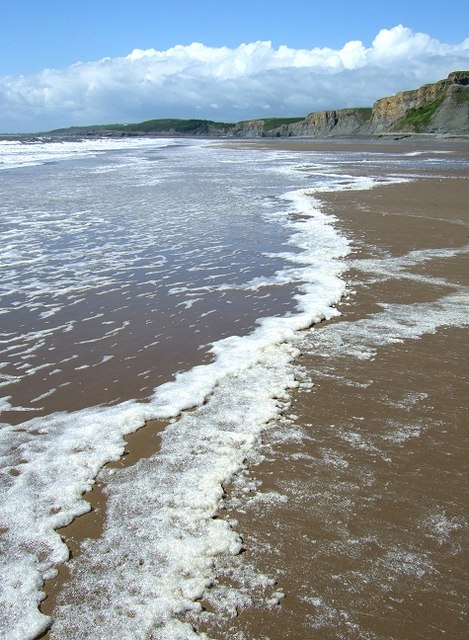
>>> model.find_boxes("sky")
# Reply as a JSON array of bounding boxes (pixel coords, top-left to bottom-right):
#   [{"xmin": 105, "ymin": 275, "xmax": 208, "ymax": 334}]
[{"xmin": 1, "ymin": 0, "xmax": 468, "ymax": 132}]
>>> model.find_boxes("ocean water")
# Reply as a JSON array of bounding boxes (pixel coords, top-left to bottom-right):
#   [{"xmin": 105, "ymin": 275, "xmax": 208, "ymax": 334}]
[{"xmin": 0, "ymin": 137, "xmax": 466, "ymax": 639}]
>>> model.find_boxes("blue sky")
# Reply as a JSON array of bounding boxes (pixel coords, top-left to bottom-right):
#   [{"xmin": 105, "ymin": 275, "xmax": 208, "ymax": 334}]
[
  {"xmin": 2, "ymin": 0, "xmax": 467, "ymax": 76},
  {"xmin": 1, "ymin": 0, "xmax": 468, "ymax": 132}
]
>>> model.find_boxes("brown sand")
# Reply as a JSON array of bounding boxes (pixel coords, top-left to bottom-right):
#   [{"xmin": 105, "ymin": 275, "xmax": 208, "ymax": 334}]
[
  {"xmin": 218, "ymin": 136, "xmax": 469, "ymax": 156},
  {"xmin": 38, "ymin": 143, "xmax": 469, "ymax": 639},
  {"xmin": 194, "ymin": 159, "xmax": 469, "ymax": 638}
]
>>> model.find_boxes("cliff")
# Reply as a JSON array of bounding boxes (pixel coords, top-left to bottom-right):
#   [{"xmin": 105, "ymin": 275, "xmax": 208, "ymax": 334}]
[
  {"xmin": 246, "ymin": 71, "xmax": 469, "ymax": 137},
  {"xmin": 47, "ymin": 72, "xmax": 469, "ymax": 139},
  {"xmin": 227, "ymin": 109, "xmax": 373, "ymax": 138},
  {"xmin": 226, "ymin": 71, "xmax": 469, "ymax": 137},
  {"xmin": 370, "ymin": 71, "xmax": 469, "ymax": 134}
]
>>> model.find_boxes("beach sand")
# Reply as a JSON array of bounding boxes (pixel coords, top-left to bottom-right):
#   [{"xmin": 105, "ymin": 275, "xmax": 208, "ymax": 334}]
[
  {"xmin": 194, "ymin": 166, "xmax": 469, "ymax": 639},
  {"xmin": 40, "ymin": 142, "xmax": 469, "ymax": 639}
]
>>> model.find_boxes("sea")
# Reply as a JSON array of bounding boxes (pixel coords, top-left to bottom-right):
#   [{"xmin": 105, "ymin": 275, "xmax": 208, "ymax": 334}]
[{"xmin": 0, "ymin": 136, "xmax": 467, "ymax": 639}]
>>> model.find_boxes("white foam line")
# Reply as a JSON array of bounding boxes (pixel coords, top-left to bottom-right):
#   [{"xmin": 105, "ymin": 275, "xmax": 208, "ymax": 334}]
[
  {"xmin": 355, "ymin": 245, "xmax": 469, "ymax": 278},
  {"xmin": 25, "ymin": 363, "xmax": 53, "ymax": 376},
  {"xmin": 31, "ymin": 388, "xmax": 57, "ymax": 403},
  {"xmin": 0, "ymin": 137, "xmax": 178, "ymax": 171},
  {"xmin": 0, "ymin": 184, "xmax": 349, "ymax": 639},
  {"xmin": 304, "ymin": 289, "xmax": 469, "ymax": 362}
]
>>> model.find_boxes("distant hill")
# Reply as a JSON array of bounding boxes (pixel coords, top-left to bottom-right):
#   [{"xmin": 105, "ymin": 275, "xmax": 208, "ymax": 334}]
[
  {"xmin": 48, "ymin": 118, "xmax": 234, "ymax": 137},
  {"xmin": 48, "ymin": 72, "xmax": 469, "ymax": 139}
]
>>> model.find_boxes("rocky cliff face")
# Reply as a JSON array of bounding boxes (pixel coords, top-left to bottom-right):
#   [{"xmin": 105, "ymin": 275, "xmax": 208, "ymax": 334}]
[
  {"xmin": 226, "ymin": 71, "xmax": 469, "ymax": 137},
  {"xmin": 429, "ymin": 80, "xmax": 469, "ymax": 133},
  {"xmin": 224, "ymin": 119, "xmax": 266, "ymax": 137},
  {"xmin": 222, "ymin": 109, "xmax": 373, "ymax": 138},
  {"xmin": 286, "ymin": 108, "xmax": 372, "ymax": 136},
  {"xmin": 370, "ymin": 71, "xmax": 469, "ymax": 134}
]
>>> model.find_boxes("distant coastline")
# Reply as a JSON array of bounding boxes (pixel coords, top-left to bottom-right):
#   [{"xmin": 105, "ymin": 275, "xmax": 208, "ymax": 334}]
[{"xmin": 2, "ymin": 71, "xmax": 468, "ymax": 139}]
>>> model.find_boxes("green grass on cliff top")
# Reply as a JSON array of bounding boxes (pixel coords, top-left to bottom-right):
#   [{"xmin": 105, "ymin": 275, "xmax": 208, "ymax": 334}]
[
  {"xmin": 119, "ymin": 119, "xmax": 234, "ymax": 133},
  {"xmin": 50, "ymin": 118, "xmax": 235, "ymax": 135}
]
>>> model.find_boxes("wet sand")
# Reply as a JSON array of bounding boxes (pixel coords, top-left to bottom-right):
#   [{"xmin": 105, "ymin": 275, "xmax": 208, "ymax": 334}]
[
  {"xmin": 220, "ymin": 135, "xmax": 469, "ymax": 156},
  {"xmin": 195, "ymin": 161, "xmax": 469, "ymax": 637},
  {"xmin": 39, "ymin": 143, "xmax": 468, "ymax": 639}
]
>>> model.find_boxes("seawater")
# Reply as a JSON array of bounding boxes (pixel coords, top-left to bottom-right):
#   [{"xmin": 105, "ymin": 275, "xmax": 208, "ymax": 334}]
[{"xmin": 0, "ymin": 137, "xmax": 462, "ymax": 639}]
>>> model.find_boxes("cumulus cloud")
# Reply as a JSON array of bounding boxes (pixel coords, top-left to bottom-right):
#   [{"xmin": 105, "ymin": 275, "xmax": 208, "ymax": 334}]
[{"xmin": 1, "ymin": 25, "xmax": 469, "ymax": 132}]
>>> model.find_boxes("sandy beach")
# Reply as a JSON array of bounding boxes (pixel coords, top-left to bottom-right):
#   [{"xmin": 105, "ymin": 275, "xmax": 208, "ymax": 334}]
[
  {"xmin": 36, "ymin": 140, "xmax": 469, "ymax": 639},
  {"xmin": 194, "ymin": 154, "xmax": 469, "ymax": 639}
]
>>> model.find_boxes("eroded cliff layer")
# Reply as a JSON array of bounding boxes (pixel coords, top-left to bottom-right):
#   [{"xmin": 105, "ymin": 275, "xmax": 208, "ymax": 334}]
[
  {"xmin": 219, "ymin": 72, "xmax": 468, "ymax": 137},
  {"xmin": 370, "ymin": 71, "xmax": 469, "ymax": 134}
]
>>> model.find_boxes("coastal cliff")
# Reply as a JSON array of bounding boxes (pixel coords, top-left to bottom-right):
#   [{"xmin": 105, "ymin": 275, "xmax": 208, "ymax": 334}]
[
  {"xmin": 370, "ymin": 71, "xmax": 469, "ymax": 134},
  {"xmin": 241, "ymin": 71, "xmax": 469, "ymax": 137},
  {"xmin": 229, "ymin": 108, "xmax": 372, "ymax": 138},
  {"xmin": 48, "ymin": 72, "xmax": 469, "ymax": 139}
]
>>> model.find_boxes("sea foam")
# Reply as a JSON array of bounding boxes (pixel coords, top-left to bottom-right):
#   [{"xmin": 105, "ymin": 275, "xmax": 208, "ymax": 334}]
[
  {"xmin": 2, "ymin": 137, "xmax": 428, "ymax": 639},
  {"xmin": 0, "ymin": 173, "xmax": 350, "ymax": 638}
]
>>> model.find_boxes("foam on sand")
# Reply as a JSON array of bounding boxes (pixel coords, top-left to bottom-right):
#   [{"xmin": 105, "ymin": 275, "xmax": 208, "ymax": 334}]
[{"xmin": 0, "ymin": 179, "xmax": 350, "ymax": 639}]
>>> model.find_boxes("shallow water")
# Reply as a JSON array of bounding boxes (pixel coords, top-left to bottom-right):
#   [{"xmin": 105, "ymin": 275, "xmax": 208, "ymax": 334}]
[{"xmin": 0, "ymin": 137, "xmax": 467, "ymax": 639}]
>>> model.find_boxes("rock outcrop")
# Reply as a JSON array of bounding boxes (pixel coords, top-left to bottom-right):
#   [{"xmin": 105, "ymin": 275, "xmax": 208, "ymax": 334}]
[
  {"xmin": 231, "ymin": 71, "xmax": 469, "ymax": 137},
  {"xmin": 223, "ymin": 109, "xmax": 373, "ymax": 138},
  {"xmin": 370, "ymin": 71, "xmax": 469, "ymax": 134},
  {"xmin": 284, "ymin": 108, "xmax": 373, "ymax": 137}
]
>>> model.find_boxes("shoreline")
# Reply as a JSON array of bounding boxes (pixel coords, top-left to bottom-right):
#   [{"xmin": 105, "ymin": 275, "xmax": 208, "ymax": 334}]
[
  {"xmin": 3, "ymin": 132, "xmax": 469, "ymax": 145},
  {"xmin": 35, "ymin": 142, "xmax": 468, "ymax": 638},
  {"xmin": 215, "ymin": 135, "xmax": 469, "ymax": 155},
  {"xmin": 194, "ymin": 162, "xmax": 469, "ymax": 638}
]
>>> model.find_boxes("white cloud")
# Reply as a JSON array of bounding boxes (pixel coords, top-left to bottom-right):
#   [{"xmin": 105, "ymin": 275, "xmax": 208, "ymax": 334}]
[{"xmin": 1, "ymin": 25, "xmax": 468, "ymax": 132}]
